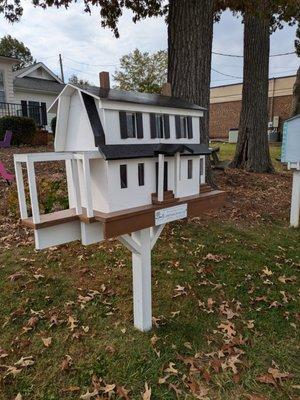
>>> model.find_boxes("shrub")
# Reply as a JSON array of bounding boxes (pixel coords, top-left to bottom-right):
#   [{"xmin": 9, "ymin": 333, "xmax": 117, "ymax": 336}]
[
  {"xmin": 51, "ymin": 116, "xmax": 57, "ymax": 135},
  {"xmin": 0, "ymin": 116, "xmax": 37, "ymax": 146}
]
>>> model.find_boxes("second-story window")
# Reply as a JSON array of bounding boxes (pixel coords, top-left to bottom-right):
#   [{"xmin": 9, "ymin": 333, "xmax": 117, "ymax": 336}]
[
  {"xmin": 150, "ymin": 114, "xmax": 170, "ymax": 139},
  {"xmin": 119, "ymin": 111, "xmax": 144, "ymax": 139},
  {"xmin": 0, "ymin": 71, "xmax": 5, "ymax": 103},
  {"xmin": 175, "ymin": 116, "xmax": 193, "ymax": 139}
]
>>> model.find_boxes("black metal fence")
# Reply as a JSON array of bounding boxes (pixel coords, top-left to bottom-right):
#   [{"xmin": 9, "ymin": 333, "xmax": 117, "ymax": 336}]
[{"xmin": 0, "ymin": 101, "xmax": 48, "ymax": 127}]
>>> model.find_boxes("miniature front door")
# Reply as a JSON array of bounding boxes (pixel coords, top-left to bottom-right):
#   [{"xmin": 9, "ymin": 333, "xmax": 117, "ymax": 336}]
[{"xmin": 156, "ymin": 161, "xmax": 168, "ymax": 192}]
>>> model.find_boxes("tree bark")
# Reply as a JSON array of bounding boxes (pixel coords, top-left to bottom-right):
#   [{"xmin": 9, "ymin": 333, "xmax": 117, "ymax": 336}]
[
  {"xmin": 291, "ymin": 66, "xmax": 300, "ymax": 117},
  {"xmin": 168, "ymin": 0, "xmax": 215, "ymax": 185},
  {"xmin": 230, "ymin": 6, "xmax": 274, "ymax": 173}
]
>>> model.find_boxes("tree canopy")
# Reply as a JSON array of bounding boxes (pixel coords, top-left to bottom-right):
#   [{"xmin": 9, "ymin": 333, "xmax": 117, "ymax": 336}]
[
  {"xmin": 68, "ymin": 74, "xmax": 91, "ymax": 88},
  {"xmin": 113, "ymin": 49, "xmax": 167, "ymax": 93},
  {"xmin": 0, "ymin": 35, "xmax": 34, "ymax": 70}
]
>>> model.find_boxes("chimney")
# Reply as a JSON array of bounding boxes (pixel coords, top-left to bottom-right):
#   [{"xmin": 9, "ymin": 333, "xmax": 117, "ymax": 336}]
[
  {"xmin": 161, "ymin": 82, "xmax": 172, "ymax": 97},
  {"xmin": 99, "ymin": 71, "xmax": 110, "ymax": 90}
]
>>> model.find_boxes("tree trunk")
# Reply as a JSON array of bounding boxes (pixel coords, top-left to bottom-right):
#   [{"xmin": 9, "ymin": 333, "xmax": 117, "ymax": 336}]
[
  {"xmin": 168, "ymin": 0, "xmax": 215, "ymax": 186},
  {"xmin": 230, "ymin": 6, "xmax": 274, "ymax": 173},
  {"xmin": 291, "ymin": 66, "xmax": 300, "ymax": 117}
]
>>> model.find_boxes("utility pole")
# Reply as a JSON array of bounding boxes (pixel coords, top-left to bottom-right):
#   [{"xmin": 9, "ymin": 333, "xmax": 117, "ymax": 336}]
[{"xmin": 59, "ymin": 54, "xmax": 65, "ymax": 83}]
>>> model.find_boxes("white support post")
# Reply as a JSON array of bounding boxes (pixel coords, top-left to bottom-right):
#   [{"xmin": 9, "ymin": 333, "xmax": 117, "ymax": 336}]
[
  {"xmin": 150, "ymin": 224, "xmax": 165, "ymax": 249},
  {"xmin": 26, "ymin": 161, "xmax": 40, "ymax": 224},
  {"xmin": 14, "ymin": 160, "xmax": 28, "ymax": 219},
  {"xmin": 81, "ymin": 155, "xmax": 94, "ymax": 218},
  {"xmin": 290, "ymin": 170, "xmax": 300, "ymax": 228},
  {"xmin": 158, "ymin": 153, "xmax": 164, "ymax": 202},
  {"xmin": 70, "ymin": 159, "xmax": 82, "ymax": 215},
  {"xmin": 132, "ymin": 228, "xmax": 152, "ymax": 331},
  {"xmin": 174, "ymin": 152, "xmax": 180, "ymax": 198}
]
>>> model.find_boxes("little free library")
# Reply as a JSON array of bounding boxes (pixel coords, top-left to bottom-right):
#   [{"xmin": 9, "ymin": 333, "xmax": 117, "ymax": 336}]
[{"xmin": 14, "ymin": 72, "xmax": 226, "ymax": 331}]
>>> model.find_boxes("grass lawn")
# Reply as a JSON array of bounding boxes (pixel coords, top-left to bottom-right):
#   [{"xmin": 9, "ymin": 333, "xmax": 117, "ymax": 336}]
[{"xmin": 0, "ymin": 144, "xmax": 299, "ymax": 400}]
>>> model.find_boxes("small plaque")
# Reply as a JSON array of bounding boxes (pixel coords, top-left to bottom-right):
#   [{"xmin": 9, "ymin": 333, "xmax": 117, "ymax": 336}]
[{"xmin": 155, "ymin": 203, "xmax": 187, "ymax": 226}]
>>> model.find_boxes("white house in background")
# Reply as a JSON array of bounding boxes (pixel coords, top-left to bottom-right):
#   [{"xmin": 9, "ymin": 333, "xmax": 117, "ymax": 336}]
[{"xmin": 0, "ymin": 56, "xmax": 65, "ymax": 130}]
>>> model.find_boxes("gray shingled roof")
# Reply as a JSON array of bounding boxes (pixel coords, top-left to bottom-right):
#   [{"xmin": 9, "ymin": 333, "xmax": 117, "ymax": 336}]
[
  {"xmin": 14, "ymin": 77, "xmax": 65, "ymax": 94},
  {"xmin": 75, "ymin": 84, "xmax": 206, "ymax": 111},
  {"xmin": 98, "ymin": 143, "xmax": 211, "ymax": 160}
]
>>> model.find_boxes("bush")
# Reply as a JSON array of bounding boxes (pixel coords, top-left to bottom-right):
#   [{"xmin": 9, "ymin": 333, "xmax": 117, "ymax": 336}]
[
  {"xmin": 51, "ymin": 116, "xmax": 57, "ymax": 135},
  {"xmin": 0, "ymin": 116, "xmax": 37, "ymax": 146}
]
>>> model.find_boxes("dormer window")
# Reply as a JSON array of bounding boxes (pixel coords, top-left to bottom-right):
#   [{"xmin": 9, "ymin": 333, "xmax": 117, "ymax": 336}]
[
  {"xmin": 150, "ymin": 114, "xmax": 170, "ymax": 139},
  {"xmin": 0, "ymin": 71, "xmax": 5, "ymax": 103},
  {"xmin": 119, "ymin": 111, "xmax": 143, "ymax": 139},
  {"xmin": 175, "ymin": 116, "xmax": 193, "ymax": 139}
]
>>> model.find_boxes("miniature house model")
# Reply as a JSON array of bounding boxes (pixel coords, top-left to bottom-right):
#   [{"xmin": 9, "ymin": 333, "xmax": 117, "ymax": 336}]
[
  {"xmin": 281, "ymin": 114, "xmax": 300, "ymax": 227},
  {"xmin": 14, "ymin": 72, "xmax": 225, "ymax": 331}
]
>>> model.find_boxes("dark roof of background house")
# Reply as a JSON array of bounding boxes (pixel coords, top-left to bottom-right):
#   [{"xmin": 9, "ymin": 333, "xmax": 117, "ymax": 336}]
[
  {"xmin": 98, "ymin": 143, "xmax": 211, "ymax": 160},
  {"xmin": 14, "ymin": 77, "xmax": 65, "ymax": 94},
  {"xmin": 76, "ymin": 84, "xmax": 205, "ymax": 111}
]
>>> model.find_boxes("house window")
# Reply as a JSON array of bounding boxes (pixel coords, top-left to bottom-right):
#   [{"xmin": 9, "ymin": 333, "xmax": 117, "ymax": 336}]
[
  {"xmin": 119, "ymin": 111, "xmax": 143, "ymax": 139},
  {"xmin": 180, "ymin": 117, "xmax": 189, "ymax": 138},
  {"xmin": 120, "ymin": 164, "xmax": 127, "ymax": 189},
  {"xmin": 0, "ymin": 71, "xmax": 5, "ymax": 103},
  {"xmin": 138, "ymin": 163, "xmax": 145, "ymax": 186},
  {"xmin": 187, "ymin": 159, "xmax": 193, "ymax": 179},
  {"xmin": 126, "ymin": 112, "xmax": 137, "ymax": 138},
  {"xmin": 176, "ymin": 116, "xmax": 193, "ymax": 139},
  {"xmin": 156, "ymin": 115, "xmax": 165, "ymax": 138},
  {"xmin": 150, "ymin": 114, "xmax": 170, "ymax": 139},
  {"xmin": 200, "ymin": 158, "xmax": 204, "ymax": 177}
]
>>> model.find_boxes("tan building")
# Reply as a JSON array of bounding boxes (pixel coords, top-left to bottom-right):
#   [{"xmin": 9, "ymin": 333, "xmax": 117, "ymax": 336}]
[{"xmin": 209, "ymin": 74, "xmax": 296, "ymax": 140}]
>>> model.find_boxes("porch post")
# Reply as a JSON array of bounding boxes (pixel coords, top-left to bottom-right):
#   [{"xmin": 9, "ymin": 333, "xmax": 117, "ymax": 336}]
[
  {"xmin": 174, "ymin": 152, "xmax": 180, "ymax": 198},
  {"xmin": 158, "ymin": 153, "xmax": 164, "ymax": 202}
]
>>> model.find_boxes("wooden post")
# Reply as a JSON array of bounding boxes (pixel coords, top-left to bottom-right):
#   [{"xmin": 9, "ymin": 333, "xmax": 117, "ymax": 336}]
[
  {"xmin": 132, "ymin": 228, "xmax": 152, "ymax": 331},
  {"xmin": 290, "ymin": 170, "xmax": 300, "ymax": 228},
  {"xmin": 158, "ymin": 154, "xmax": 164, "ymax": 202}
]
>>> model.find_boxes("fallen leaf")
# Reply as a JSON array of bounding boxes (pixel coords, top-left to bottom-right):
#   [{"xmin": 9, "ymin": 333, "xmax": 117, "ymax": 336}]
[
  {"xmin": 256, "ymin": 373, "xmax": 277, "ymax": 386},
  {"xmin": 67, "ymin": 316, "xmax": 78, "ymax": 331},
  {"xmin": 103, "ymin": 383, "xmax": 116, "ymax": 393},
  {"xmin": 117, "ymin": 385, "xmax": 130, "ymax": 399},
  {"xmin": 80, "ymin": 389, "xmax": 98, "ymax": 400},
  {"xmin": 41, "ymin": 337, "xmax": 52, "ymax": 348},
  {"xmin": 142, "ymin": 382, "xmax": 151, "ymax": 400},
  {"xmin": 61, "ymin": 386, "xmax": 80, "ymax": 393},
  {"xmin": 262, "ymin": 267, "xmax": 273, "ymax": 276},
  {"xmin": 164, "ymin": 362, "xmax": 178, "ymax": 375},
  {"xmin": 15, "ymin": 356, "xmax": 34, "ymax": 367},
  {"xmin": 61, "ymin": 355, "xmax": 72, "ymax": 371},
  {"xmin": 14, "ymin": 394, "xmax": 22, "ymax": 400}
]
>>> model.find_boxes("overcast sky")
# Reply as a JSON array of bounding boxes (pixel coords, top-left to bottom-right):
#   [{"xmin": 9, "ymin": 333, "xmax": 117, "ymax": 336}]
[{"xmin": 1, "ymin": 2, "xmax": 299, "ymax": 87}]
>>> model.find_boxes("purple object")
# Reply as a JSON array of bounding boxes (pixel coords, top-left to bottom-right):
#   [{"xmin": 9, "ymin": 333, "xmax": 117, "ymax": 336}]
[
  {"xmin": 0, "ymin": 130, "xmax": 13, "ymax": 148},
  {"xmin": 0, "ymin": 161, "xmax": 14, "ymax": 183}
]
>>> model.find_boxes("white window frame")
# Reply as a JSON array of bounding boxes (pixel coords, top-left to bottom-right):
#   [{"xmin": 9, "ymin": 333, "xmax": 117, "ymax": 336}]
[
  {"xmin": 155, "ymin": 114, "xmax": 165, "ymax": 138},
  {"xmin": 126, "ymin": 112, "xmax": 137, "ymax": 138},
  {"xmin": 180, "ymin": 116, "xmax": 189, "ymax": 138}
]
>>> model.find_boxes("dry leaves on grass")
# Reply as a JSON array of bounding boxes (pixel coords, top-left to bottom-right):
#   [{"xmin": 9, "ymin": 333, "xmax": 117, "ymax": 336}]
[
  {"xmin": 41, "ymin": 337, "xmax": 52, "ymax": 348},
  {"xmin": 142, "ymin": 382, "xmax": 151, "ymax": 400},
  {"xmin": 256, "ymin": 365, "xmax": 294, "ymax": 387}
]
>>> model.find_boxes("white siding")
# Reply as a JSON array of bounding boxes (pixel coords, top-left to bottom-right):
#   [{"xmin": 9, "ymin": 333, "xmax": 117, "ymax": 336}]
[
  {"xmin": 14, "ymin": 90, "xmax": 58, "ymax": 131},
  {"xmin": 0, "ymin": 59, "xmax": 15, "ymax": 103}
]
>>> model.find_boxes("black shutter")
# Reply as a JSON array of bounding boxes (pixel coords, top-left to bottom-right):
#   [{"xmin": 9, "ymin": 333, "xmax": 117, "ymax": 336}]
[
  {"xmin": 41, "ymin": 102, "xmax": 48, "ymax": 126},
  {"xmin": 175, "ymin": 115, "xmax": 181, "ymax": 138},
  {"xmin": 136, "ymin": 112, "xmax": 144, "ymax": 139},
  {"xmin": 119, "ymin": 111, "xmax": 128, "ymax": 139},
  {"xmin": 150, "ymin": 113, "xmax": 157, "ymax": 139},
  {"xmin": 21, "ymin": 100, "xmax": 28, "ymax": 117},
  {"xmin": 163, "ymin": 115, "xmax": 170, "ymax": 138},
  {"xmin": 82, "ymin": 92, "xmax": 106, "ymax": 145},
  {"xmin": 187, "ymin": 116, "xmax": 193, "ymax": 138}
]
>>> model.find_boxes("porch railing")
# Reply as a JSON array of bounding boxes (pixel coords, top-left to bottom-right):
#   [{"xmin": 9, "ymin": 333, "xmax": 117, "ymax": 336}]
[{"xmin": 0, "ymin": 102, "xmax": 48, "ymax": 127}]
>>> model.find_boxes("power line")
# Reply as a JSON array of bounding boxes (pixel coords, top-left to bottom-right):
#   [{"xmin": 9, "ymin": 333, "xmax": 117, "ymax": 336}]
[
  {"xmin": 64, "ymin": 56, "xmax": 119, "ymax": 68},
  {"xmin": 211, "ymin": 68, "xmax": 242, "ymax": 79},
  {"xmin": 212, "ymin": 50, "xmax": 295, "ymax": 58}
]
